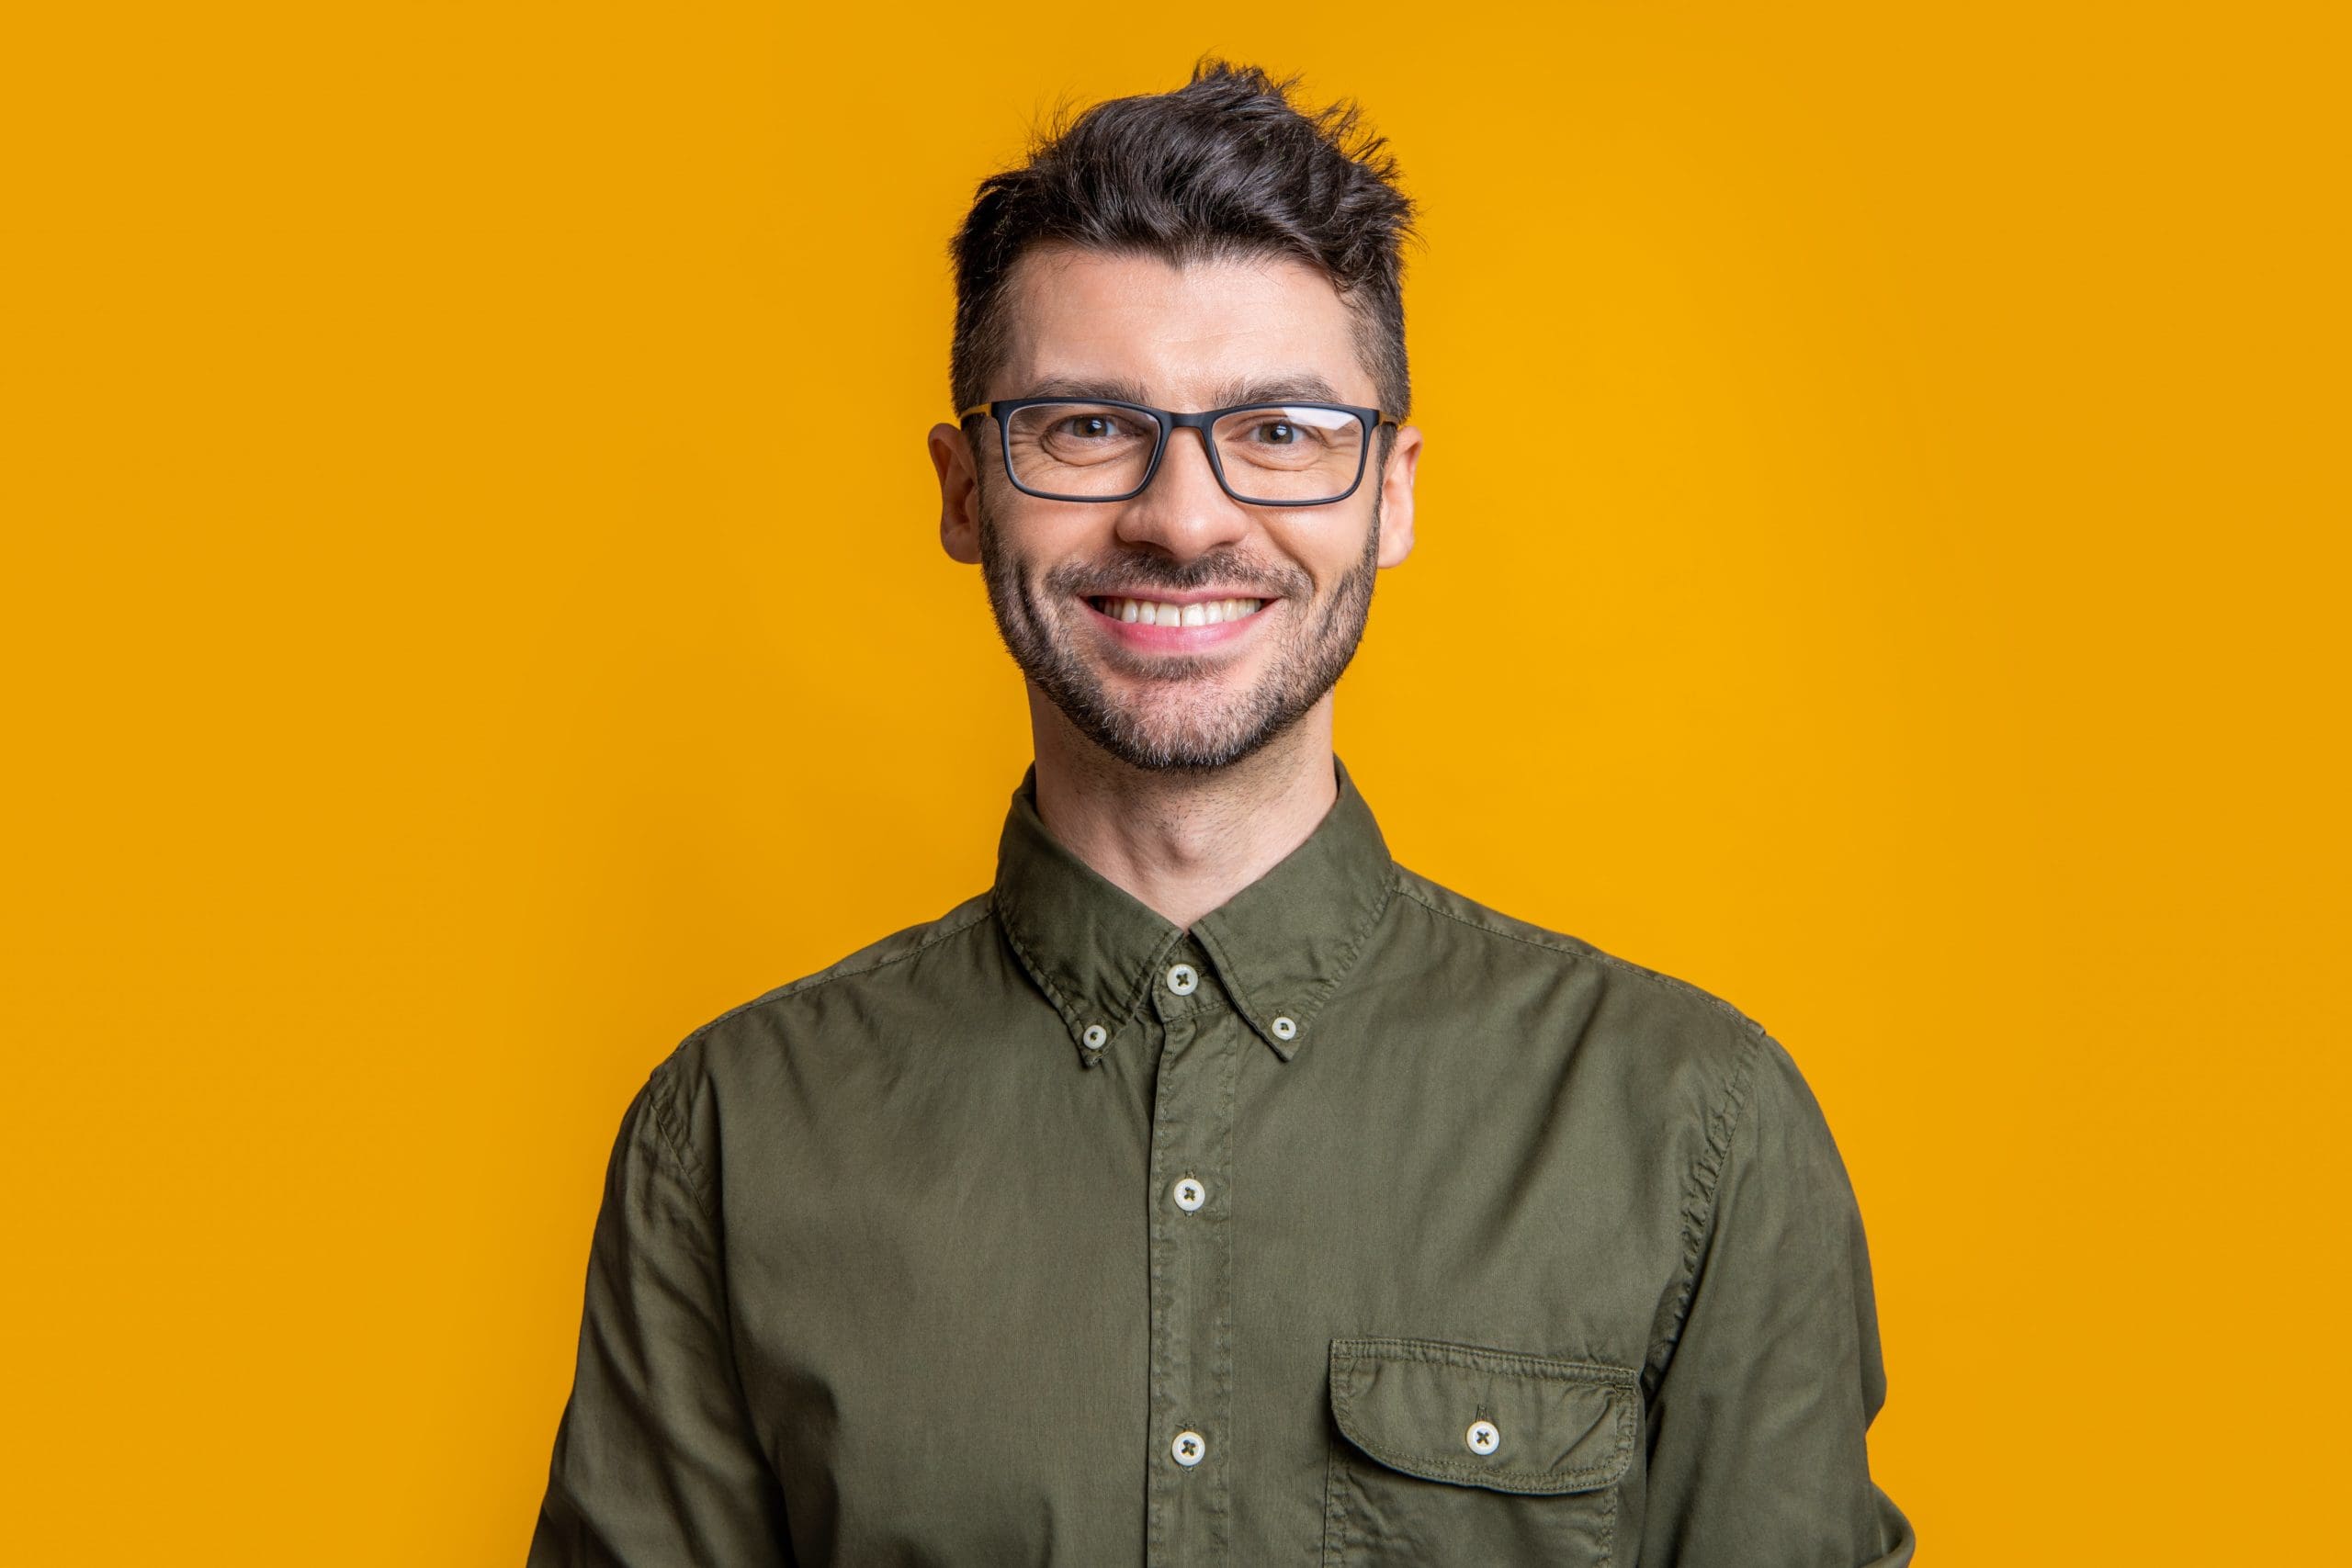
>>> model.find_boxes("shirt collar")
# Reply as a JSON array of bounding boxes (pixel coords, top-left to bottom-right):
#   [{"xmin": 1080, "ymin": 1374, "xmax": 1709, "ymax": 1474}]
[{"xmin": 991, "ymin": 754, "xmax": 1398, "ymax": 1068}]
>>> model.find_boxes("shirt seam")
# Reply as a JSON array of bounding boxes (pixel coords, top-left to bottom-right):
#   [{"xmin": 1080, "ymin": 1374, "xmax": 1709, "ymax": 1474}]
[
  {"xmin": 1645, "ymin": 1023, "xmax": 1762, "ymax": 1391},
  {"xmin": 639, "ymin": 1055, "xmax": 767, "ymax": 1479},
  {"xmin": 1391, "ymin": 878, "xmax": 1766, "ymax": 1037},
  {"xmin": 644, "ymin": 1057, "xmax": 711, "ymax": 1206},
  {"xmin": 680, "ymin": 899, "xmax": 999, "ymax": 1048}
]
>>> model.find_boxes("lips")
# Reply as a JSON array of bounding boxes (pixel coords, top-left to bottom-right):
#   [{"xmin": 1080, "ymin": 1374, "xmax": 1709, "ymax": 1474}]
[{"xmin": 1080, "ymin": 592, "xmax": 1276, "ymax": 649}]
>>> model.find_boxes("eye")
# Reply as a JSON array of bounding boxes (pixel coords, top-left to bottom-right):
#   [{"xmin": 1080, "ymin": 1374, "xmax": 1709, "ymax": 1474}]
[{"xmin": 1056, "ymin": 412, "xmax": 1134, "ymax": 441}]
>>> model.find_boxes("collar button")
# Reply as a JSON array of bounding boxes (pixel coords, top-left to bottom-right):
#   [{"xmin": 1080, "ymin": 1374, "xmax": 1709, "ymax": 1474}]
[
  {"xmin": 1081, "ymin": 1023, "xmax": 1108, "ymax": 1050},
  {"xmin": 1271, "ymin": 1015, "xmax": 1297, "ymax": 1041},
  {"xmin": 1165, "ymin": 963, "xmax": 1199, "ymax": 997}
]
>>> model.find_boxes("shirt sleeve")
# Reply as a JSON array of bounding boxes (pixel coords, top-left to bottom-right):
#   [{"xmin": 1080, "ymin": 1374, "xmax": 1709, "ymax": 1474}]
[
  {"xmin": 528, "ymin": 1056, "xmax": 793, "ymax": 1567},
  {"xmin": 1635, "ymin": 1031, "xmax": 1916, "ymax": 1566}
]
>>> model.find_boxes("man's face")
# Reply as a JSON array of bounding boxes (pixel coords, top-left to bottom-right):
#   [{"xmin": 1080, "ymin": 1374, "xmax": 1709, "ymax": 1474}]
[{"xmin": 931, "ymin": 245, "xmax": 1420, "ymax": 773}]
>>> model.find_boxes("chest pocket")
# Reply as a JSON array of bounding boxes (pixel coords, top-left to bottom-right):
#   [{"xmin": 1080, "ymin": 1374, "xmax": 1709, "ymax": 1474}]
[{"xmin": 1321, "ymin": 1337, "xmax": 1639, "ymax": 1567}]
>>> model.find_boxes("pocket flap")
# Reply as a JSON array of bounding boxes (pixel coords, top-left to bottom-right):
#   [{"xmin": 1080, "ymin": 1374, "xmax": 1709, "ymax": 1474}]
[{"xmin": 1328, "ymin": 1337, "xmax": 1638, "ymax": 1495}]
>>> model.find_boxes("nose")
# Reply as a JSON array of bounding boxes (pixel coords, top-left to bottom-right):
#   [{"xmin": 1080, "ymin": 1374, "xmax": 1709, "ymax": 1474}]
[{"xmin": 1114, "ymin": 423, "xmax": 1251, "ymax": 561}]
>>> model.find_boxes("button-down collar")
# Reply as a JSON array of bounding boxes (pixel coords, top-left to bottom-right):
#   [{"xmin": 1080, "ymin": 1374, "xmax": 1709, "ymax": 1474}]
[{"xmin": 990, "ymin": 753, "xmax": 1397, "ymax": 1066}]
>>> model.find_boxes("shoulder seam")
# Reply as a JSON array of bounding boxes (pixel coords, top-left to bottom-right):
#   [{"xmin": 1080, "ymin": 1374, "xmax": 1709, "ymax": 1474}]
[
  {"xmin": 1644, "ymin": 1021, "xmax": 1765, "ymax": 1393},
  {"xmin": 1394, "ymin": 878, "xmax": 1587, "ymax": 959},
  {"xmin": 643, "ymin": 1056, "xmax": 713, "ymax": 1207},
  {"xmin": 1392, "ymin": 876, "xmax": 1766, "ymax": 1037},
  {"xmin": 680, "ymin": 897, "xmax": 996, "ymax": 1045}
]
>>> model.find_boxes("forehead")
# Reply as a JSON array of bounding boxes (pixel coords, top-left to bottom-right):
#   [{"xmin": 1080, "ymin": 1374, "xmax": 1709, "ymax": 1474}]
[{"xmin": 993, "ymin": 244, "xmax": 1372, "ymax": 407}]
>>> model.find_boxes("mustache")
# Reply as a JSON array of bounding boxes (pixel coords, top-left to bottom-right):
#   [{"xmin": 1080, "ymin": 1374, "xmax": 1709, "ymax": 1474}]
[{"xmin": 1044, "ymin": 555, "xmax": 1305, "ymax": 599}]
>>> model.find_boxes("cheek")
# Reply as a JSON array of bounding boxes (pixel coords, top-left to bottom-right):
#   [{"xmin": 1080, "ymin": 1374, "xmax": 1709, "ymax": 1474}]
[
  {"xmin": 1282, "ymin": 515, "xmax": 1380, "ymax": 590},
  {"xmin": 992, "ymin": 496, "xmax": 1114, "ymax": 562},
  {"xmin": 982, "ymin": 503, "xmax": 1090, "ymax": 583}
]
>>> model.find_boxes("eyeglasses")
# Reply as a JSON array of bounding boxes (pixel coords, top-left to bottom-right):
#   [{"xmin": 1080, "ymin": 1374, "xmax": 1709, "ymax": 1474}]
[{"xmin": 956, "ymin": 397, "xmax": 1398, "ymax": 507}]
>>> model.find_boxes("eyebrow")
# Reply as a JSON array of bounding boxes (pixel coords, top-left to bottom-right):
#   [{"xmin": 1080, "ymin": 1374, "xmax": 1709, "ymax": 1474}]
[
  {"xmin": 1018, "ymin": 371, "xmax": 1350, "ymax": 408},
  {"xmin": 1020, "ymin": 375, "xmax": 1157, "ymax": 404},
  {"xmin": 1215, "ymin": 372, "xmax": 1346, "ymax": 407}
]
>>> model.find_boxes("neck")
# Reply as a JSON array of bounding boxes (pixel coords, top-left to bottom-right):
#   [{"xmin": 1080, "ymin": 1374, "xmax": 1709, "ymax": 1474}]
[{"xmin": 1026, "ymin": 691, "xmax": 1341, "ymax": 931}]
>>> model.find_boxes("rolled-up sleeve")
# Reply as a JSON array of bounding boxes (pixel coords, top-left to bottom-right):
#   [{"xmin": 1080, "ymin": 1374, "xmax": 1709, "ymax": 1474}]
[
  {"xmin": 1637, "ymin": 1032, "xmax": 1916, "ymax": 1566},
  {"xmin": 529, "ymin": 1056, "xmax": 792, "ymax": 1567}
]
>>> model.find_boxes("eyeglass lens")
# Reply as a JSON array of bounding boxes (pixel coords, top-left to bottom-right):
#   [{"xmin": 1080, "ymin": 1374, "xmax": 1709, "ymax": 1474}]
[{"xmin": 1003, "ymin": 403, "xmax": 1366, "ymax": 502}]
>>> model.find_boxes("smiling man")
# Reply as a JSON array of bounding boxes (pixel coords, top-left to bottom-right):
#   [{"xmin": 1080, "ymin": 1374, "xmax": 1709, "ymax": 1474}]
[{"xmin": 530, "ymin": 59, "xmax": 1913, "ymax": 1567}]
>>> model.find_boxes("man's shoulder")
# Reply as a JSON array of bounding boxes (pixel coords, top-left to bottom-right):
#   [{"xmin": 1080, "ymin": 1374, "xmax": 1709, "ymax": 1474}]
[
  {"xmin": 1385, "ymin": 862, "xmax": 1771, "ymax": 1083},
  {"xmin": 658, "ymin": 888, "xmax": 999, "ymax": 1077},
  {"xmin": 729, "ymin": 888, "xmax": 998, "ymax": 1017},
  {"xmin": 1388, "ymin": 867, "xmax": 1862, "ymax": 1229}
]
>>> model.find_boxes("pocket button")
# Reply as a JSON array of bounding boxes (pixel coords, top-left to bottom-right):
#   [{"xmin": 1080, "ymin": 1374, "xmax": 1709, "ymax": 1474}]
[{"xmin": 1465, "ymin": 1418, "xmax": 1500, "ymax": 1456}]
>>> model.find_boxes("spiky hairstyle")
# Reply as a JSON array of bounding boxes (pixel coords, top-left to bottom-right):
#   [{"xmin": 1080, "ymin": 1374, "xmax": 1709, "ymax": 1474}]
[{"xmin": 948, "ymin": 58, "xmax": 1419, "ymax": 427}]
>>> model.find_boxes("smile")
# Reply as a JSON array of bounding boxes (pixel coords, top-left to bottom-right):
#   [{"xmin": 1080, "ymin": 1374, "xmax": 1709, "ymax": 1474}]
[{"xmin": 1084, "ymin": 595, "xmax": 1269, "ymax": 626}]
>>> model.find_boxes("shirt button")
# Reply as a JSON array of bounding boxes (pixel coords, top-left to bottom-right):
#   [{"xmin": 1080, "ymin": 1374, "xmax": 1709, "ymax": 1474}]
[
  {"xmin": 1466, "ymin": 1419, "xmax": 1501, "ymax": 1455},
  {"xmin": 1165, "ymin": 963, "xmax": 1198, "ymax": 996},
  {"xmin": 1171, "ymin": 1176, "xmax": 1206, "ymax": 1212},
  {"xmin": 1171, "ymin": 1428, "xmax": 1207, "ymax": 1467},
  {"xmin": 1081, "ymin": 1023, "xmax": 1108, "ymax": 1050},
  {"xmin": 1271, "ymin": 1015, "xmax": 1297, "ymax": 1041}
]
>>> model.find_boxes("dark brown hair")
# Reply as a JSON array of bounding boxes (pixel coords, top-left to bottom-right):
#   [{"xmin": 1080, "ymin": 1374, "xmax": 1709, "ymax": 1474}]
[{"xmin": 948, "ymin": 58, "xmax": 1419, "ymax": 433}]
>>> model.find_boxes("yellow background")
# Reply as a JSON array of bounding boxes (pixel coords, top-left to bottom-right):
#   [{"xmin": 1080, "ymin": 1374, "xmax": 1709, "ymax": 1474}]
[{"xmin": 6, "ymin": 4, "xmax": 2345, "ymax": 1562}]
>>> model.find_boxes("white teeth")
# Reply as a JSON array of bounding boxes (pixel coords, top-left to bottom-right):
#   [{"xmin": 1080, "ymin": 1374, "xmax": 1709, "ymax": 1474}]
[{"xmin": 1094, "ymin": 595, "xmax": 1266, "ymax": 626}]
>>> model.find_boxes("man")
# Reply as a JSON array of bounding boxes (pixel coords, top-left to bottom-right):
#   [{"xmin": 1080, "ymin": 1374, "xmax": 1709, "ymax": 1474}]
[{"xmin": 530, "ymin": 58, "xmax": 1915, "ymax": 1567}]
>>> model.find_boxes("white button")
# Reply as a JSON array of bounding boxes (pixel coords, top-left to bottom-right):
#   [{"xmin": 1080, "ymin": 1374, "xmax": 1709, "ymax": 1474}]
[
  {"xmin": 1271, "ymin": 1015, "xmax": 1297, "ymax": 1041},
  {"xmin": 1171, "ymin": 1428, "xmax": 1207, "ymax": 1467},
  {"xmin": 1466, "ymin": 1419, "xmax": 1500, "ymax": 1455},
  {"xmin": 1171, "ymin": 1176, "xmax": 1206, "ymax": 1212},
  {"xmin": 1082, "ymin": 1023, "xmax": 1108, "ymax": 1050},
  {"xmin": 1166, "ymin": 964, "xmax": 1198, "ymax": 996}
]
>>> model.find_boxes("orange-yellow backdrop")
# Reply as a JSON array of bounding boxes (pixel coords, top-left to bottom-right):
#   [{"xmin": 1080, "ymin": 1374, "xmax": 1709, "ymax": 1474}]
[{"xmin": 6, "ymin": 4, "xmax": 2346, "ymax": 1562}]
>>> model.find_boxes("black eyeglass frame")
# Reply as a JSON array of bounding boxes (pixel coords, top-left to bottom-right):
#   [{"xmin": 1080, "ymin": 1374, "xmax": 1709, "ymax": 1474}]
[{"xmin": 956, "ymin": 397, "xmax": 1400, "ymax": 507}]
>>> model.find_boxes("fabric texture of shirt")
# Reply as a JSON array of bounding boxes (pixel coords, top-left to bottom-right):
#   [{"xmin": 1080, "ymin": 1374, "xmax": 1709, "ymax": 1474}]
[{"xmin": 529, "ymin": 755, "xmax": 1915, "ymax": 1566}]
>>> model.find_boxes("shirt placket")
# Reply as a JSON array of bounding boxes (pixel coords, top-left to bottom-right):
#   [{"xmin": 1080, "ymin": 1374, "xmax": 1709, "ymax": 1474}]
[{"xmin": 1143, "ymin": 935, "xmax": 1239, "ymax": 1567}]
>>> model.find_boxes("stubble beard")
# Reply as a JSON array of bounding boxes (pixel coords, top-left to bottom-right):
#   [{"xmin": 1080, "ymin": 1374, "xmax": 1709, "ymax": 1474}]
[{"xmin": 976, "ymin": 484, "xmax": 1385, "ymax": 774}]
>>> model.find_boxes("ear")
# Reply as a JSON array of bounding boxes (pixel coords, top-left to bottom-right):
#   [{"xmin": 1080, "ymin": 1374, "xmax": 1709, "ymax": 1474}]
[
  {"xmin": 930, "ymin": 422, "xmax": 983, "ymax": 565},
  {"xmin": 1375, "ymin": 423, "xmax": 1422, "ymax": 569}
]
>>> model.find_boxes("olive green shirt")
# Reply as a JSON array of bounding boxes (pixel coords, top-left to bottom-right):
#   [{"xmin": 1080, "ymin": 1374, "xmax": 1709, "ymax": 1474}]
[{"xmin": 530, "ymin": 756, "xmax": 1914, "ymax": 1566}]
